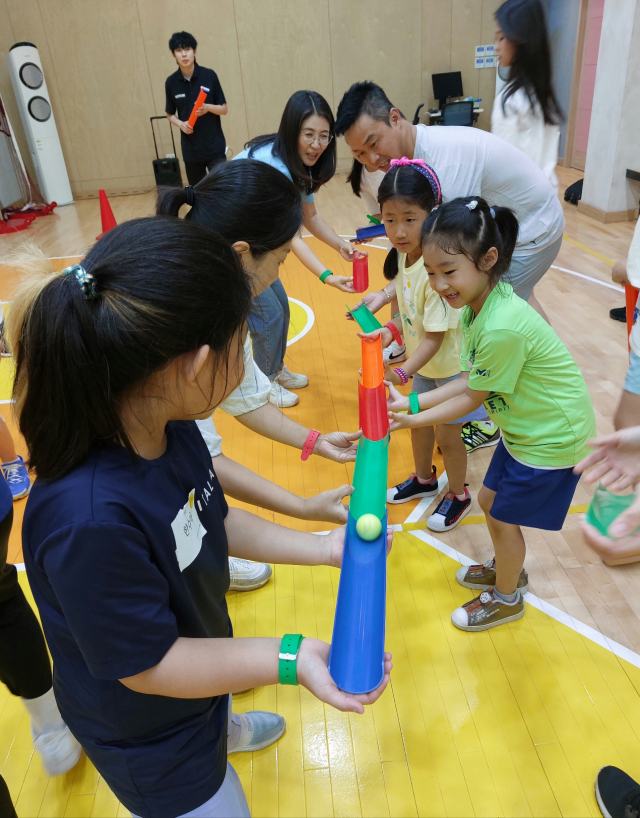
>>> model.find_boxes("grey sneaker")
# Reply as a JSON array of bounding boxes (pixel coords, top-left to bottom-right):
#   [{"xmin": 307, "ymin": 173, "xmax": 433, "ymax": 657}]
[
  {"xmin": 451, "ymin": 587, "xmax": 525, "ymax": 632},
  {"xmin": 227, "ymin": 711, "xmax": 285, "ymax": 753},
  {"xmin": 269, "ymin": 381, "xmax": 299, "ymax": 408},
  {"xmin": 455, "ymin": 558, "xmax": 529, "ymax": 594},
  {"xmin": 276, "ymin": 365, "xmax": 309, "ymax": 389},
  {"xmin": 228, "ymin": 558, "xmax": 272, "ymax": 591}
]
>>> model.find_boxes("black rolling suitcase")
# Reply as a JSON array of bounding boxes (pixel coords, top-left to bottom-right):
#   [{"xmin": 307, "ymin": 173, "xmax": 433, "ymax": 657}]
[{"xmin": 150, "ymin": 115, "xmax": 182, "ymax": 187}]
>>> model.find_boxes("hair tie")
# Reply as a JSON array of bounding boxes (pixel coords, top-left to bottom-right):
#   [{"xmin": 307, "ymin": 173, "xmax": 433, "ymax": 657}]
[
  {"xmin": 466, "ymin": 200, "xmax": 478, "ymax": 211},
  {"xmin": 184, "ymin": 185, "xmax": 195, "ymax": 207},
  {"xmin": 490, "ymin": 207, "xmax": 496, "ymax": 218},
  {"xmin": 63, "ymin": 264, "xmax": 98, "ymax": 301},
  {"xmin": 389, "ymin": 157, "xmax": 442, "ymax": 205}
]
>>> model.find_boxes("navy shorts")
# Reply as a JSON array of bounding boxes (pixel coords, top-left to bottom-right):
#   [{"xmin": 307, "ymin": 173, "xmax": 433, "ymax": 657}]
[{"xmin": 483, "ymin": 440, "xmax": 580, "ymax": 531}]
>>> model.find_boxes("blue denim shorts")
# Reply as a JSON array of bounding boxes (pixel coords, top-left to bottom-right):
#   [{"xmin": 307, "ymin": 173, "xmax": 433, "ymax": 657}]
[
  {"xmin": 484, "ymin": 440, "xmax": 580, "ymax": 531},
  {"xmin": 411, "ymin": 372, "xmax": 487, "ymax": 425},
  {"xmin": 623, "ymin": 350, "xmax": 640, "ymax": 396}
]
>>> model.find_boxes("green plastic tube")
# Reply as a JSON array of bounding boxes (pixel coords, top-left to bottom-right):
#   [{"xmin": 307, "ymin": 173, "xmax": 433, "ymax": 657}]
[
  {"xmin": 348, "ymin": 303, "xmax": 383, "ymax": 334},
  {"xmin": 350, "ymin": 434, "xmax": 389, "ymax": 520}
]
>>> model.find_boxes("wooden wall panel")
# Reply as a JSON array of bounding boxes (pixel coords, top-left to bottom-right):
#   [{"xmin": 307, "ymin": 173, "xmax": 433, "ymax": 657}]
[
  {"xmin": 328, "ymin": 0, "xmax": 422, "ymax": 164},
  {"xmin": 0, "ymin": 0, "xmax": 24, "ymax": 174},
  {"xmin": 450, "ymin": 0, "xmax": 483, "ymax": 103},
  {"xmin": 421, "ymin": 0, "xmax": 453, "ymax": 115},
  {"xmin": 477, "ymin": 0, "xmax": 502, "ymax": 131},
  {"xmin": 136, "ymin": 0, "xmax": 248, "ymax": 164},
  {"xmin": 3, "ymin": 0, "xmax": 82, "ymax": 184},
  {"xmin": 234, "ymin": 0, "xmax": 334, "ymax": 142},
  {"xmin": 34, "ymin": 0, "xmax": 155, "ymax": 192}
]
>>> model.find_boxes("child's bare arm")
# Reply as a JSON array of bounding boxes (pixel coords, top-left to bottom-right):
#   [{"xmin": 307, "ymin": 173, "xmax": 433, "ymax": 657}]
[
  {"xmin": 120, "ymin": 635, "xmax": 393, "ymax": 714},
  {"xmin": 385, "ymin": 332, "xmax": 443, "ymax": 383}
]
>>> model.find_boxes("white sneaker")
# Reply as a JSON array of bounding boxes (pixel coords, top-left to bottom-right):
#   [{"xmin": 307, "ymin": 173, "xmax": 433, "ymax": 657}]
[
  {"xmin": 227, "ymin": 711, "xmax": 285, "ymax": 753},
  {"xmin": 269, "ymin": 381, "xmax": 299, "ymax": 408},
  {"xmin": 383, "ymin": 341, "xmax": 406, "ymax": 364},
  {"xmin": 275, "ymin": 365, "xmax": 309, "ymax": 389},
  {"xmin": 228, "ymin": 557, "xmax": 272, "ymax": 591},
  {"xmin": 32, "ymin": 724, "xmax": 81, "ymax": 776}
]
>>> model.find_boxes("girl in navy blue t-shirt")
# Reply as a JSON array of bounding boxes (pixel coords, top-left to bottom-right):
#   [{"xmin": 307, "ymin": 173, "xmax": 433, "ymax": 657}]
[{"xmin": 10, "ymin": 218, "xmax": 392, "ymax": 818}]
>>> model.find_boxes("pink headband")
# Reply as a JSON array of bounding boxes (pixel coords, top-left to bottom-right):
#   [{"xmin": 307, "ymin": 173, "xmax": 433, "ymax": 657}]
[{"xmin": 389, "ymin": 157, "xmax": 442, "ymax": 205}]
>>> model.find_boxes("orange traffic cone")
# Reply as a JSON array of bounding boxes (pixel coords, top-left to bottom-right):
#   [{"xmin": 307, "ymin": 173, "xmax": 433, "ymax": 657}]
[{"xmin": 96, "ymin": 190, "xmax": 117, "ymax": 240}]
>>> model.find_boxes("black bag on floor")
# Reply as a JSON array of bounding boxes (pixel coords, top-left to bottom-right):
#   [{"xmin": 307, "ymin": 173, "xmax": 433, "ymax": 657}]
[
  {"xmin": 564, "ymin": 178, "xmax": 583, "ymax": 205},
  {"xmin": 150, "ymin": 116, "xmax": 182, "ymax": 187}
]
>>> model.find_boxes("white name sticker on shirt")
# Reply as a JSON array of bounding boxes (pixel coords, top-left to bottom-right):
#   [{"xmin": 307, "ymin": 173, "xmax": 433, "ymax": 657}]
[{"xmin": 172, "ymin": 489, "xmax": 207, "ymax": 572}]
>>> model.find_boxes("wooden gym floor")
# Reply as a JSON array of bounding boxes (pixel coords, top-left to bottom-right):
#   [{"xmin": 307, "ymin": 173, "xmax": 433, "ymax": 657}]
[{"xmin": 1, "ymin": 166, "xmax": 640, "ymax": 816}]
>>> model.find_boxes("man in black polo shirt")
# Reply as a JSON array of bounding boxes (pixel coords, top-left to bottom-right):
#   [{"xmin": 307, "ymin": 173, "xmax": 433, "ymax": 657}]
[{"xmin": 165, "ymin": 31, "xmax": 228, "ymax": 186}]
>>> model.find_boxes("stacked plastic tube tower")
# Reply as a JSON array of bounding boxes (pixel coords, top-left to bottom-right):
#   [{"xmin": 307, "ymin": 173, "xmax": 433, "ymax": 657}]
[{"xmin": 329, "ymin": 334, "xmax": 389, "ymax": 694}]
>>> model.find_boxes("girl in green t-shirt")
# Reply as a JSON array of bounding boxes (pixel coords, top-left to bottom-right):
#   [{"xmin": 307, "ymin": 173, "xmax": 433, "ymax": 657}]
[{"xmin": 387, "ymin": 196, "xmax": 595, "ymax": 632}]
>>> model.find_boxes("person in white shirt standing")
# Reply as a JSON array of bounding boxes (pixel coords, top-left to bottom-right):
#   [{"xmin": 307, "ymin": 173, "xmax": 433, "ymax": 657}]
[
  {"xmin": 610, "ymin": 218, "xmax": 640, "ymax": 430},
  {"xmin": 335, "ymin": 81, "xmax": 565, "ymax": 322},
  {"xmin": 492, "ymin": 0, "xmax": 562, "ymax": 194}
]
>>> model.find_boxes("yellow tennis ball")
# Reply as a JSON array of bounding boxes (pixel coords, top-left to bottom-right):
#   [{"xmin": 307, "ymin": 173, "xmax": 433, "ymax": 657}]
[{"xmin": 356, "ymin": 513, "xmax": 382, "ymax": 541}]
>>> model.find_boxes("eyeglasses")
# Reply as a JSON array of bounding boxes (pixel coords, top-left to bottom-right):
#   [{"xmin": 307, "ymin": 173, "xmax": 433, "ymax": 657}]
[{"xmin": 300, "ymin": 132, "xmax": 333, "ymax": 147}]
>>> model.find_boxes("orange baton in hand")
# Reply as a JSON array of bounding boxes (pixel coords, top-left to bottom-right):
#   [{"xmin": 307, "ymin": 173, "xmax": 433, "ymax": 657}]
[{"xmin": 187, "ymin": 86, "xmax": 209, "ymax": 128}]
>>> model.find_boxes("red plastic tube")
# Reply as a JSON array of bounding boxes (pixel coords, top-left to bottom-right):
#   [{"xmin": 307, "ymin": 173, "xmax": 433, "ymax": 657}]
[
  {"xmin": 352, "ymin": 255, "xmax": 369, "ymax": 293},
  {"xmin": 359, "ymin": 382, "xmax": 389, "ymax": 441},
  {"xmin": 187, "ymin": 87, "xmax": 209, "ymax": 128},
  {"xmin": 625, "ymin": 284, "xmax": 638, "ymax": 353}
]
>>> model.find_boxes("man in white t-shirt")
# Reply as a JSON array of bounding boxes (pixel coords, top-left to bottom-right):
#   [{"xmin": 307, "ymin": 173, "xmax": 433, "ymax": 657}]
[{"xmin": 335, "ymin": 81, "xmax": 565, "ymax": 319}]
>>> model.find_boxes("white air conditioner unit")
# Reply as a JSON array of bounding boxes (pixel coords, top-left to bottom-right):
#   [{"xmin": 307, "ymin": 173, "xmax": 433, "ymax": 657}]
[{"xmin": 8, "ymin": 42, "xmax": 73, "ymax": 205}]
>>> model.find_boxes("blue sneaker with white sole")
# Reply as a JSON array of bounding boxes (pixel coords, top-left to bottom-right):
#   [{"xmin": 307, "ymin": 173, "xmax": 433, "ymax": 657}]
[
  {"xmin": 227, "ymin": 711, "xmax": 285, "ymax": 753},
  {"xmin": 2, "ymin": 455, "xmax": 31, "ymax": 500}
]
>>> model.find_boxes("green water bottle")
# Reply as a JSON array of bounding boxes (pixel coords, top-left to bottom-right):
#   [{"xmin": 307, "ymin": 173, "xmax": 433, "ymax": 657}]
[{"xmin": 585, "ymin": 484, "xmax": 639, "ymax": 537}]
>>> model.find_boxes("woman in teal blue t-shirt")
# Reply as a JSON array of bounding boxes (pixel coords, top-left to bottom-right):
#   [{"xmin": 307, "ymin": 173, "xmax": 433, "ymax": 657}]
[{"xmin": 235, "ymin": 90, "xmax": 363, "ymax": 406}]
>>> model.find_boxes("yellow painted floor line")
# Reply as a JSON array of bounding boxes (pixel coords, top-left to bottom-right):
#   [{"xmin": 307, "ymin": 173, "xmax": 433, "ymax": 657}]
[{"xmin": 562, "ymin": 234, "xmax": 614, "ymax": 266}]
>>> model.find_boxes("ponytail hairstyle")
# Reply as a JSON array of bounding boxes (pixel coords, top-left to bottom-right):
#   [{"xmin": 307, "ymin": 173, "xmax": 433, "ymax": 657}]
[
  {"xmin": 245, "ymin": 90, "xmax": 336, "ymax": 195},
  {"xmin": 377, "ymin": 158, "xmax": 441, "ymax": 281},
  {"xmin": 347, "ymin": 158, "xmax": 364, "ymax": 197},
  {"xmin": 157, "ymin": 159, "xmax": 303, "ymax": 259},
  {"xmin": 8, "ymin": 218, "xmax": 251, "ymax": 481},
  {"xmin": 495, "ymin": 0, "xmax": 563, "ymax": 125},
  {"xmin": 421, "ymin": 196, "xmax": 519, "ymax": 286}
]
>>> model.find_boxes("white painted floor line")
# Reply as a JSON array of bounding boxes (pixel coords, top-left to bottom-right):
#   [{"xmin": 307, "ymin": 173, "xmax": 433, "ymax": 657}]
[
  {"xmin": 15, "ymin": 563, "xmax": 25, "ymax": 571},
  {"xmin": 403, "ymin": 471, "xmax": 449, "ymax": 524},
  {"xmin": 408, "ymin": 528, "xmax": 640, "ymax": 671},
  {"xmin": 0, "ymin": 400, "xmax": 14, "ymax": 405},
  {"xmin": 550, "ymin": 265, "xmax": 622, "ymax": 292},
  {"xmin": 286, "ymin": 297, "xmax": 315, "ymax": 347}
]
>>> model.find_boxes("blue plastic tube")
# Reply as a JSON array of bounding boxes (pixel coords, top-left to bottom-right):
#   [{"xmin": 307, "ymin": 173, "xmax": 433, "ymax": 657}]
[{"xmin": 328, "ymin": 509, "xmax": 388, "ymax": 694}]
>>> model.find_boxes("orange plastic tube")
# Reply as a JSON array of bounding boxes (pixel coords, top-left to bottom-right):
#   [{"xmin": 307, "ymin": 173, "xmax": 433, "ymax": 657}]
[
  {"xmin": 187, "ymin": 86, "xmax": 209, "ymax": 128},
  {"xmin": 361, "ymin": 335, "xmax": 384, "ymax": 388}
]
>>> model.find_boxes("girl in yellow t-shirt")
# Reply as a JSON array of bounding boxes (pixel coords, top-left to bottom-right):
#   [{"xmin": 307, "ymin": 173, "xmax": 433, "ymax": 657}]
[{"xmin": 364, "ymin": 158, "xmax": 486, "ymax": 532}]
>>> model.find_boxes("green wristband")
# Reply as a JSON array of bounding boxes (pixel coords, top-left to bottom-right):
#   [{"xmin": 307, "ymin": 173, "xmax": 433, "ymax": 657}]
[
  {"xmin": 409, "ymin": 392, "xmax": 420, "ymax": 415},
  {"xmin": 279, "ymin": 634, "xmax": 305, "ymax": 685},
  {"xmin": 319, "ymin": 270, "xmax": 332, "ymax": 284}
]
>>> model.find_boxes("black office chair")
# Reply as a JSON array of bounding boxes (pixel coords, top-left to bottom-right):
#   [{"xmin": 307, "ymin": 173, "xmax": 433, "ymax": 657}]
[
  {"xmin": 412, "ymin": 103, "xmax": 425, "ymax": 125},
  {"xmin": 442, "ymin": 101, "xmax": 474, "ymax": 127}
]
